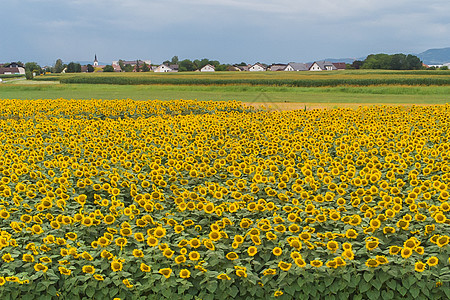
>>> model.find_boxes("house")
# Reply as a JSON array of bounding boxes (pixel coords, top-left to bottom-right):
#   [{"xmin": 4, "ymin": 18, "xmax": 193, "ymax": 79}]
[
  {"xmin": 285, "ymin": 62, "xmax": 309, "ymax": 71},
  {"xmin": 0, "ymin": 62, "xmax": 25, "ymax": 74},
  {"xmin": 200, "ymin": 64, "xmax": 215, "ymax": 72},
  {"xmin": 309, "ymin": 61, "xmax": 337, "ymax": 71},
  {"xmin": 0, "ymin": 67, "xmax": 24, "ymax": 75},
  {"xmin": 234, "ymin": 65, "xmax": 250, "ymax": 71},
  {"xmin": 227, "ymin": 66, "xmax": 241, "ymax": 71},
  {"xmin": 169, "ymin": 64, "xmax": 179, "ymax": 72},
  {"xmin": 155, "ymin": 64, "xmax": 174, "ymax": 72},
  {"xmin": 332, "ymin": 62, "xmax": 346, "ymax": 70},
  {"xmin": 249, "ymin": 63, "xmax": 266, "ymax": 71},
  {"xmin": 269, "ymin": 64, "xmax": 287, "ymax": 71},
  {"xmin": 4, "ymin": 62, "xmax": 24, "ymax": 68}
]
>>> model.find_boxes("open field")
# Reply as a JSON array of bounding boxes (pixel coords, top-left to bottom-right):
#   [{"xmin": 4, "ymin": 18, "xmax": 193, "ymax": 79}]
[
  {"xmin": 0, "ymin": 99, "xmax": 449, "ymax": 299},
  {"xmin": 1, "ymin": 83, "xmax": 450, "ymax": 107},
  {"xmin": 33, "ymin": 70, "xmax": 450, "ymax": 87}
]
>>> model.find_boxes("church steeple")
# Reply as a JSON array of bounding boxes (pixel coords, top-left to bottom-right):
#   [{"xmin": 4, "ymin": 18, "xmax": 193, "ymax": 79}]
[{"xmin": 94, "ymin": 54, "xmax": 98, "ymax": 67}]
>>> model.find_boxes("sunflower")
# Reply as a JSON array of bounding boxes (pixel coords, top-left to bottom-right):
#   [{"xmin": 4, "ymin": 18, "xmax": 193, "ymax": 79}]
[
  {"xmin": 58, "ymin": 267, "xmax": 71, "ymax": 276},
  {"xmin": 272, "ymin": 247, "xmax": 282, "ymax": 256},
  {"xmin": 159, "ymin": 268, "xmax": 172, "ymax": 278},
  {"xmin": 365, "ymin": 258, "xmax": 379, "ymax": 268},
  {"xmin": 401, "ymin": 247, "xmax": 413, "ymax": 259},
  {"xmin": 310, "ymin": 260, "xmax": 323, "ymax": 267},
  {"xmin": 278, "ymin": 261, "xmax": 292, "ymax": 271},
  {"xmin": 226, "ymin": 252, "xmax": 239, "ymax": 260},
  {"xmin": 140, "ymin": 263, "xmax": 151, "ymax": 272},
  {"xmin": 415, "ymin": 261, "xmax": 426, "ymax": 272},
  {"xmin": 179, "ymin": 269, "xmax": 191, "ymax": 279},
  {"xmin": 111, "ymin": 260, "xmax": 123, "ymax": 272},
  {"xmin": 274, "ymin": 291, "xmax": 283, "ymax": 297},
  {"xmin": 426, "ymin": 256, "xmax": 439, "ymax": 267},
  {"xmin": 82, "ymin": 265, "xmax": 95, "ymax": 274},
  {"xmin": 217, "ymin": 273, "xmax": 231, "ymax": 280},
  {"xmin": 295, "ymin": 258, "xmax": 306, "ymax": 268},
  {"xmin": 34, "ymin": 263, "xmax": 48, "ymax": 272}
]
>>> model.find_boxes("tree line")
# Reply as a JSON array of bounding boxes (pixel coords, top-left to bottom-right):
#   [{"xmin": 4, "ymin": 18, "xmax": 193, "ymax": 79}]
[{"xmin": 347, "ymin": 53, "xmax": 425, "ymax": 70}]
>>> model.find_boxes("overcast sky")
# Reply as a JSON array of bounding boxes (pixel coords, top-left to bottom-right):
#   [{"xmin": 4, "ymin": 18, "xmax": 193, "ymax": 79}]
[{"xmin": 2, "ymin": 0, "xmax": 449, "ymax": 65}]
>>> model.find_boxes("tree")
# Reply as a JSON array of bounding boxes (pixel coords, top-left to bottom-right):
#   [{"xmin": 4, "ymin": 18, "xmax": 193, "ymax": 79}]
[
  {"xmin": 25, "ymin": 70, "xmax": 34, "ymax": 80},
  {"xmin": 123, "ymin": 64, "xmax": 134, "ymax": 72},
  {"xmin": 53, "ymin": 59, "xmax": 64, "ymax": 73},
  {"xmin": 441, "ymin": 66, "xmax": 449, "ymax": 70},
  {"xmin": 103, "ymin": 65, "xmax": 114, "ymax": 72},
  {"xmin": 141, "ymin": 62, "xmax": 150, "ymax": 72},
  {"xmin": 66, "ymin": 62, "xmax": 82, "ymax": 73},
  {"xmin": 179, "ymin": 59, "xmax": 195, "ymax": 71},
  {"xmin": 118, "ymin": 60, "xmax": 125, "ymax": 71},
  {"xmin": 87, "ymin": 64, "xmax": 94, "ymax": 73},
  {"xmin": 25, "ymin": 62, "xmax": 41, "ymax": 74},
  {"xmin": 406, "ymin": 55, "xmax": 423, "ymax": 70},
  {"xmin": 171, "ymin": 56, "xmax": 179, "ymax": 65},
  {"xmin": 135, "ymin": 60, "xmax": 140, "ymax": 72},
  {"xmin": 351, "ymin": 60, "xmax": 364, "ymax": 69}
]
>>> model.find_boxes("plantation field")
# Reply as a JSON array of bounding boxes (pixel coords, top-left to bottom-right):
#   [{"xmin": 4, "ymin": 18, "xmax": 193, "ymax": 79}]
[
  {"xmin": 33, "ymin": 70, "xmax": 450, "ymax": 87},
  {"xmin": 1, "ymin": 83, "xmax": 450, "ymax": 107},
  {"xmin": 0, "ymin": 99, "xmax": 449, "ymax": 299}
]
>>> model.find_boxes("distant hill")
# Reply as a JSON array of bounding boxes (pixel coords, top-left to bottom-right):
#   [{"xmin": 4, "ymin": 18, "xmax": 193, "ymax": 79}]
[{"xmin": 416, "ymin": 47, "xmax": 450, "ymax": 65}]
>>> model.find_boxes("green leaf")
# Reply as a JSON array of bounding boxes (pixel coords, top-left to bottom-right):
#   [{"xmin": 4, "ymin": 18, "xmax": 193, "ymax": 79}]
[
  {"xmin": 206, "ymin": 281, "xmax": 218, "ymax": 294},
  {"xmin": 324, "ymin": 277, "xmax": 334, "ymax": 287},
  {"xmin": 371, "ymin": 278, "xmax": 382, "ymax": 290},
  {"xmin": 410, "ymin": 286, "xmax": 420, "ymax": 298},
  {"xmin": 366, "ymin": 288, "xmax": 380, "ymax": 300},
  {"xmin": 397, "ymin": 286, "xmax": 407, "ymax": 296},
  {"xmin": 353, "ymin": 294, "xmax": 363, "ymax": 300},
  {"xmin": 349, "ymin": 274, "xmax": 361, "ymax": 288},
  {"xmin": 342, "ymin": 273, "xmax": 351, "ymax": 283},
  {"xmin": 86, "ymin": 286, "xmax": 95, "ymax": 298},
  {"xmin": 359, "ymin": 281, "xmax": 370, "ymax": 293},
  {"xmin": 381, "ymin": 290, "xmax": 394, "ymax": 300},
  {"xmin": 363, "ymin": 271, "xmax": 374, "ymax": 282},
  {"xmin": 378, "ymin": 271, "xmax": 390, "ymax": 284},
  {"xmin": 229, "ymin": 285, "xmax": 239, "ymax": 298},
  {"xmin": 386, "ymin": 280, "xmax": 396, "ymax": 290}
]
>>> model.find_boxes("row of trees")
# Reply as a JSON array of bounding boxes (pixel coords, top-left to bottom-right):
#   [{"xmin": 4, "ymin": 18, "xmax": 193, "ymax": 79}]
[{"xmin": 347, "ymin": 53, "xmax": 424, "ymax": 70}]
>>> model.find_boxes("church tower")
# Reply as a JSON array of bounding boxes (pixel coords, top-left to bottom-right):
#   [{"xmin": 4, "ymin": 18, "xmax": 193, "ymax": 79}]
[{"xmin": 94, "ymin": 54, "xmax": 98, "ymax": 67}]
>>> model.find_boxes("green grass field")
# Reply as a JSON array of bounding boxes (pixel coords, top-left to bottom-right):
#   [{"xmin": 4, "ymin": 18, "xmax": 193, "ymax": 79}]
[{"xmin": 1, "ymin": 70, "xmax": 450, "ymax": 106}]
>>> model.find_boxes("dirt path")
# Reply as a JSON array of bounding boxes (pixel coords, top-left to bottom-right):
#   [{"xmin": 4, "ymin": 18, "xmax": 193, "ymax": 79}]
[{"xmin": 245, "ymin": 102, "xmax": 438, "ymax": 111}]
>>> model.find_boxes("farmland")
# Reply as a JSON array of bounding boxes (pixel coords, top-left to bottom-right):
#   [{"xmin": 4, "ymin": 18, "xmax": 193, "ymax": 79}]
[
  {"xmin": 2, "ymin": 69, "xmax": 450, "ymax": 106},
  {"xmin": 0, "ymin": 99, "xmax": 449, "ymax": 299}
]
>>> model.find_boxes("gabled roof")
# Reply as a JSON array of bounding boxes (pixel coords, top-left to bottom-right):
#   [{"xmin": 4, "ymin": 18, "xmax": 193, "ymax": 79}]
[
  {"xmin": 4, "ymin": 62, "xmax": 24, "ymax": 68},
  {"xmin": 310, "ymin": 61, "xmax": 337, "ymax": 70},
  {"xmin": 269, "ymin": 64, "xmax": 287, "ymax": 71},
  {"xmin": 332, "ymin": 62, "xmax": 346, "ymax": 70},
  {"xmin": 250, "ymin": 63, "xmax": 266, "ymax": 70},
  {"xmin": 287, "ymin": 62, "xmax": 308, "ymax": 71},
  {"xmin": 0, "ymin": 67, "xmax": 21, "ymax": 74},
  {"xmin": 201, "ymin": 64, "xmax": 215, "ymax": 70}
]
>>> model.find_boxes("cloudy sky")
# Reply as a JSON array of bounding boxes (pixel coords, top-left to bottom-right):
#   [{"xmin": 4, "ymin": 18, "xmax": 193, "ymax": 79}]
[{"xmin": 2, "ymin": 0, "xmax": 449, "ymax": 65}]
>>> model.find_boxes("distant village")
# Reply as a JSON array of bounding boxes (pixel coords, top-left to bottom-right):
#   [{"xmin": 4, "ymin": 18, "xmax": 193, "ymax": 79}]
[
  {"xmin": 1, "ymin": 53, "xmax": 449, "ymax": 76},
  {"xmin": 0, "ymin": 55, "xmax": 349, "ymax": 76},
  {"xmin": 79, "ymin": 55, "xmax": 348, "ymax": 73}
]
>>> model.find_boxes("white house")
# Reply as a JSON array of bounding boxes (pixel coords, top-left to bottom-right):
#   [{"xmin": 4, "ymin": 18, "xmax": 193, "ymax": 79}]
[
  {"xmin": 285, "ymin": 62, "xmax": 309, "ymax": 71},
  {"xmin": 154, "ymin": 64, "xmax": 173, "ymax": 72},
  {"xmin": 200, "ymin": 64, "xmax": 215, "ymax": 72},
  {"xmin": 309, "ymin": 61, "xmax": 337, "ymax": 71},
  {"xmin": 249, "ymin": 63, "xmax": 266, "ymax": 71}
]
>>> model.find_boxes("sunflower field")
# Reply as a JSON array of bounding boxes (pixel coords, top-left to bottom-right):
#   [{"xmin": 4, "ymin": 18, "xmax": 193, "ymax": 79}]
[{"xmin": 0, "ymin": 99, "xmax": 449, "ymax": 300}]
